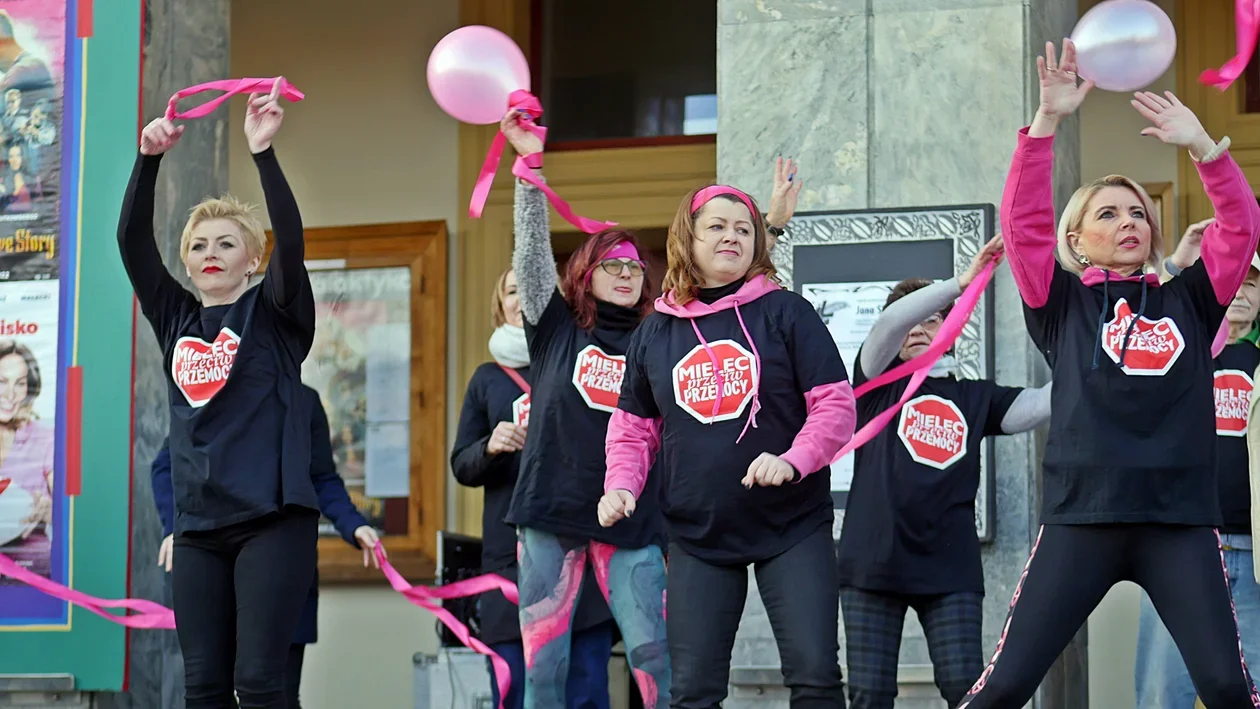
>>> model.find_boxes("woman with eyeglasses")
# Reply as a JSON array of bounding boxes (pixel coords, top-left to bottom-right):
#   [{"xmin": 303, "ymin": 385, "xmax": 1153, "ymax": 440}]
[
  {"xmin": 498, "ymin": 110, "xmax": 670, "ymax": 709},
  {"xmin": 833, "ymin": 238, "xmax": 1052, "ymax": 709}
]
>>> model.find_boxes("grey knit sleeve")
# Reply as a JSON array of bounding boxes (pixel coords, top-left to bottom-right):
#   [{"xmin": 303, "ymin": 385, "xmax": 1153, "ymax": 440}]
[
  {"xmin": 512, "ymin": 178, "xmax": 559, "ymax": 326},
  {"xmin": 859, "ymin": 278, "xmax": 964, "ymax": 377},
  {"xmin": 1000, "ymin": 381, "xmax": 1053, "ymax": 434}
]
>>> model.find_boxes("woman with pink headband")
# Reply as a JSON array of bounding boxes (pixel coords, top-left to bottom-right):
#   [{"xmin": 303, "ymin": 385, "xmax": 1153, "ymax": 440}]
[
  {"xmin": 601, "ymin": 180, "xmax": 857, "ymax": 709},
  {"xmin": 498, "ymin": 111, "xmax": 670, "ymax": 709}
]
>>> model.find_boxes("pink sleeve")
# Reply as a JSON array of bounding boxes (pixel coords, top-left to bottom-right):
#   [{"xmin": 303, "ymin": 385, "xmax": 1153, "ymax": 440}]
[
  {"xmin": 1000, "ymin": 128, "xmax": 1060, "ymax": 309},
  {"xmin": 1194, "ymin": 152, "xmax": 1260, "ymax": 306},
  {"xmin": 1212, "ymin": 317, "xmax": 1230, "ymax": 358},
  {"xmin": 780, "ymin": 380, "xmax": 857, "ymax": 480},
  {"xmin": 604, "ymin": 409, "xmax": 662, "ymax": 499}
]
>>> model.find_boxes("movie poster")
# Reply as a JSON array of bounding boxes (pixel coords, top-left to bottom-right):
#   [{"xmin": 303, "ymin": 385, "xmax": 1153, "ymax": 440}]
[
  {"xmin": 0, "ymin": 0, "xmax": 63, "ymax": 283},
  {"xmin": 301, "ymin": 266, "xmax": 413, "ymax": 535},
  {"xmin": 0, "ymin": 279, "xmax": 63, "ymax": 617}
]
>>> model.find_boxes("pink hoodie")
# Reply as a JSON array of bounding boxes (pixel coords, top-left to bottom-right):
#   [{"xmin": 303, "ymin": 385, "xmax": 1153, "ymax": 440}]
[{"xmin": 603, "ymin": 275, "xmax": 857, "ymax": 498}]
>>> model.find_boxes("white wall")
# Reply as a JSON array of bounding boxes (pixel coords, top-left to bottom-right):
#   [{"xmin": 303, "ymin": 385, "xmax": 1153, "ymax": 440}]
[
  {"xmin": 229, "ymin": 0, "xmax": 461, "ymax": 707},
  {"xmin": 1077, "ymin": 1, "xmax": 1178, "ymax": 706}
]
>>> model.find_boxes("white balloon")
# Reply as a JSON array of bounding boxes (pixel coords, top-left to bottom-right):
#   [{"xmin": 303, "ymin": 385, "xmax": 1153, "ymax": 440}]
[{"xmin": 1071, "ymin": 0, "xmax": 1177, "ymax": 92}]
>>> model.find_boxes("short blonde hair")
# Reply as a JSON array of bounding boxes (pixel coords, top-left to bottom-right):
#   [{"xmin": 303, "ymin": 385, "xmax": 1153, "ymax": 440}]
[
  {"xmin": 1057, "ymin": 175, "xmax": 1164, "ymax": 276},
  {"xmin": 490, "ymin": 267, "xmax": 513, "ymax": 328},
  {"xmin": 179, "ymin": 195, "xmax": 267, "ymax": 263}
]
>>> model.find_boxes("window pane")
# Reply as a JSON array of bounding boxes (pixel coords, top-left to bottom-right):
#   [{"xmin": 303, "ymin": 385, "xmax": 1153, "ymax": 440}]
[{"xmin": 539, "ymin": 0, "xmax": 717, "ymax": 143}]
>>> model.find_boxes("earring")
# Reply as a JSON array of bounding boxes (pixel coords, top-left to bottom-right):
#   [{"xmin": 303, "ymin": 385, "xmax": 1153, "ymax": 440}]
[
  {"xmin": 1077, "ymin": 254, "xmax": 1089, "ymax": 265},
  {"xmin": 246, "ymin": 270, "xmax": 254, "ymax": 277}
]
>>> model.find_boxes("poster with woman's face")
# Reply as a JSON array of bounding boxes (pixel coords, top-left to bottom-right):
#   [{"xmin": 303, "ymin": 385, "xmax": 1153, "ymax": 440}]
[{"xmin": 0, "ymin": 278, "xmax": 60, "ymax": 596}]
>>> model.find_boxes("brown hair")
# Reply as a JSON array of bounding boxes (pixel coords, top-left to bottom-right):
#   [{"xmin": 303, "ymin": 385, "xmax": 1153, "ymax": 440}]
[
  {"xmin": 561, "ymin": 229, "xmax": 654, "ymax": 330},
  {"xmin": 0, "ymin": 339, "xmax": 41, "ymax": 425},
  {"xmin": 885, "ymin": 278, "xmax": 953, "ymax": 317},
  {"xmin": 490, "ymin": 267, "xmax": 513, "ymax": 329},
  {"xmin": 662, "ymin": 186, "xmax": 779, "ymax": 306}
]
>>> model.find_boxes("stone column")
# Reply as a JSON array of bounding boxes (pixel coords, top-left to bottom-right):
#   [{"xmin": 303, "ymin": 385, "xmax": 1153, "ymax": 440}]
[
  {"xmin": 95, "ymin": 1, "xmax": 230, "ymax": 707},
  {"xmin": 717, "ymin": 1, "xmax": 1083, "ymax": 707}
]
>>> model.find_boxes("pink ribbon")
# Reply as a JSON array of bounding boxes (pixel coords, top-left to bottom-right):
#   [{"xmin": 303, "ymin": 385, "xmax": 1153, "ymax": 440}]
[
  {"xmin": 374, "ymin": 543, "xmax": 519, "ymax": 709},
  {"xmin": 831, "ymin": 263, "xmax": 995, "ymax": 464},
  {"xmin": 165, "ymin": 77, "xmax": 305, "ymax": 121},
  {"xmin": 0, "ymin": 552, "xmax": 176, "ymax": 629},
  {"xmin": 1200, "ymin": 0, "xmax": 1260, "ymax": 89},
  {"xmin": 469, "ymin": 90, "xmax": 617, "ymax": 235}
]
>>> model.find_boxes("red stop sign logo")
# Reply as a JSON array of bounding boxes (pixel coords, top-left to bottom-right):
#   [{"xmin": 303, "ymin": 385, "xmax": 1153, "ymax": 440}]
[
  {"xmin": 671, "ymin": 339, "xmax": 758, "ymax": 424},
  {"xmin": 571, "ymin": 344, "xmax": 625, "ymax": 413},
  {"xmin": 1214, "ymin": 369, "xmax": 1252, "ymax": 437},
  {"xmin": 897, "ymin": 395, "xmax": 969, "ymax": 470},
  {"xmin": 512, "ymin": 393, "xmax": 531, "ymax": 428},
  {"xmin": 1101, "ymin": 299, "xmax": 1185, "ymax": 376}
]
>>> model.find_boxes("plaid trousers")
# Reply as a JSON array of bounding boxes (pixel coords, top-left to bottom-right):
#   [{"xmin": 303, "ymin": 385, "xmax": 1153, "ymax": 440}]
[{"xmin": 840, "ymin": 586, "xmax": 983, "ymax": 709}]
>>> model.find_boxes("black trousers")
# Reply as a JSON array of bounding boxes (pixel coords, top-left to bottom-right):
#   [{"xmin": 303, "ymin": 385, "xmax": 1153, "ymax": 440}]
[
  {"xmin": 840, "ymin": 587, "xmax": 983, "ymax": 708},
  {"xmin": 285, "ymin": 644, "xmax": 305, "ymax": 709},
  {"xmin": 667, "ymin": 522, "xmax": 845, "ymax": 709},
  {"xmin": 172, "ymin": 509, "xmax": 318, "ymax": 709},
  {"xmin": 958, "ymin": 524, "xmax": 1259, "ymax": 709}
]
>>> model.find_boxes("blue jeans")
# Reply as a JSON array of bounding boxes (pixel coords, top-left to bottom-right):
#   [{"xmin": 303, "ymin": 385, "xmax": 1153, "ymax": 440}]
[
  {"xmin": 489, "ymin": 621, "xmax": 615, "ymax": 709},
  {"xmin": 1136, "ymin": 544, "xmax": 1260, "ymax": 708}
]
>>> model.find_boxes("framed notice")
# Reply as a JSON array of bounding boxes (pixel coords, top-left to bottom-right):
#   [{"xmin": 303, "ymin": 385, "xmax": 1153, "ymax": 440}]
[{"xmin": 772, "ymin": 204, "xmax": 998, "ymax": 542}]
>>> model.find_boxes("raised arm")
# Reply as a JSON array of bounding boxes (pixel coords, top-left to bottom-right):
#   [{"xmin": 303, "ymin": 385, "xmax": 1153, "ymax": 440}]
[
  {"xmin": 244, "ymin": 83, "xmax": 311, "ymax": 317},
  {"xmin": 1003, "ymin": 40, "xmax": 1094, "ymax": 308},
  {"xmin": 117, "ymin": 119, "xmax": 192, "ymax": 337},
  {"xmin": 860, "ymin": 236, "xmax": 1005, "ymax": 376},
  {"xmin": 501, "ymin": 111, "xmax": 557, "ymax": 326}
]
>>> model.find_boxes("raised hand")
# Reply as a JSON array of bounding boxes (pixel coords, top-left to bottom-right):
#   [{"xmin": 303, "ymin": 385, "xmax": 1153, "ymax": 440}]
[
  {"xmin": 1036, "ymin": 39, "xmax": 1094, "ymax": 119},
  {"xmin": 765, "ymin": 156, "xmax": 802, "ymax": 230},
  {"xmin": 140, "ymin": 117, "xmax": 184, "ymax": 156},
  {"xmin": 1131, "ymin": 91, "xmax": 1217, "ymax": 159},
  {"xmin": 244, "ymin": 78, "xmax": 286, "ymax": 154},
  {"xmin": 1168, "ymin": 218, "xmax": 1214, "ymax": 271},
  {"xmin": 960, "ymin": 234, "xmax": 1005, "ymax": 288},
  {"xmin": 500, "ymin": 110, "xmax": 544, "ymax": 158}
]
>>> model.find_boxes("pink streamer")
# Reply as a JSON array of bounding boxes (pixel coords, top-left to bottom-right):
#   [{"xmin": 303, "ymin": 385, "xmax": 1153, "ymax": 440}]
[
  {"xmin": 165, "ymin": 77, "xmax": 305, "ymax": 121},
  {"xmin": 1200, "ymin": 0, "xmax": 1260, "ymax": 90},
  {"xmin": 0, "ymin": 552, "xmax": 176, "ymax": 629},
  {"xmin": 831, "ymin": 263, "xmax": 995, "ymax": 464},
  {"xmin": 469, "ymin": 90, "xmax": 617, "ymax": 235},
  {"xmin": 374, "ymin": 543, "xmax": 519, "ymax": 709}
]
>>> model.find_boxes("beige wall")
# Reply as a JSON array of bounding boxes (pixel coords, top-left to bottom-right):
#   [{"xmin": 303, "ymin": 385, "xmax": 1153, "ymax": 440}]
[
  {"xmin": 1077, "ymin": 2, "xmax": 1178, "ymax": 707},
  {"xmin": 230, "ymin": 0, "xmax": 461, "ymax": 707}
]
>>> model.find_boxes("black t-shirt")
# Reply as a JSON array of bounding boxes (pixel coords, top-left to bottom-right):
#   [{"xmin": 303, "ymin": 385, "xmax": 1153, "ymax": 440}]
[
  {"xmin": 1026, "ymin": 261, "xmax": 1225, "ymax": 526},
  {"xmin": 119, "ymin": 150, "xmax": 318, "ymax": 533},
  {"xmin": 835, "ymin": 354, "xmax": 1021, "ymax": 594},
  {"xmin": 616, "ymin": 287, "xmax": 849, "ymax": 564},
  {"xmin": 451, "ymin": 362, "xmax": 534, "ymax": 570},
  {"xmin": 506, "ymin": 291, "xmax": 665, "ymax": 549},
  {"xmin": 1213, "ymin": 342, "xmax": 1260, "ymax": 534}
]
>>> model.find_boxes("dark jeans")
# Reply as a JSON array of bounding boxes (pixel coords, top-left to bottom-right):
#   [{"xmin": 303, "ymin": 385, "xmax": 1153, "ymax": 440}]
[
  {"xmin": 173, "ymin": 510, "xmax": 318, "ymax": 709},
  {"xmin": 840, "ymin": 587, "xmax": 983, "ymax": 708},
  {"xmin": 667, "ymin": 522, "xmax": 845, "ymax": 709},
  {"xmin": 958, "ymin": 524, "xmax": 1259, "ymax": 709},
  {"xmin": 285, "ymin": 644, "xmax": 305, "ymax": 709},
  {"xmin": 489, "ymin": 621, "xmax": 616, "ymax": 709}
]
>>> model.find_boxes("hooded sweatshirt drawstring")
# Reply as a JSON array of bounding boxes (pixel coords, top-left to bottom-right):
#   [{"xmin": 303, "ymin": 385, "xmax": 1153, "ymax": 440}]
[
  {"xmin": 688, "ymin": 300, "xmax": 763, "ymax": 443},
  {"xmin": 1091, "ymin": 269, "xmax": 1149, "ymax": 370}
]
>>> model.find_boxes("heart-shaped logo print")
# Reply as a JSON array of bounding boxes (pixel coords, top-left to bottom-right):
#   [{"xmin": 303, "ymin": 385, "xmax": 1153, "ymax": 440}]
[{"xmin": 172, "ymin": 328, "xmax": 242, "ymax": 407}]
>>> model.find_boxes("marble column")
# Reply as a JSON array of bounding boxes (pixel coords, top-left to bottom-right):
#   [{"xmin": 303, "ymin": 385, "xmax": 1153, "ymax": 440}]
[
  {"xmin": 717, "ymin": 1, "xmax": 1083, "ymax": 707},
  {"xmin": 94, "ymin": 1, "xmax": 231, "ymax": 707}
]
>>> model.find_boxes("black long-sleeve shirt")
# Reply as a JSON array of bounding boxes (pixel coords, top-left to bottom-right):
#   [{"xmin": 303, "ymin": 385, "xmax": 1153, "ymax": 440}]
[{"xmin": 118, "ymin": 148, "xmax": 318, "ymax": 533}]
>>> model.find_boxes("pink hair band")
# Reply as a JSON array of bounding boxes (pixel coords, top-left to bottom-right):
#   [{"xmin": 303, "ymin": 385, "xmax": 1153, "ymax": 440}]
[{"xmin": 691, "ymin": 185, "xmax": 757, "ymax": 219}]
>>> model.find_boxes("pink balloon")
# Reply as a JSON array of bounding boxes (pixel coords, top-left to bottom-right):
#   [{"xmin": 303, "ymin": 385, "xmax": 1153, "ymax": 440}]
[
  {"xmin": 427, "ymin": 26, "xmax": 531, "ymax": 125},
  {"xmin": 1070, "ymin": 0, "xmax": 1176, "ymax": 93}
]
